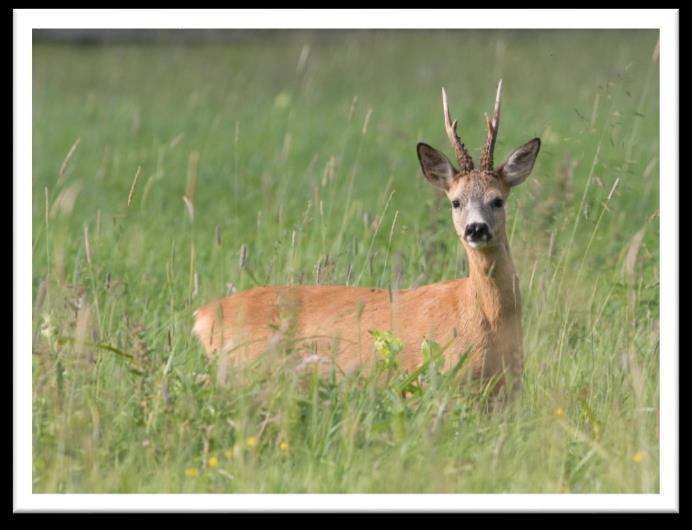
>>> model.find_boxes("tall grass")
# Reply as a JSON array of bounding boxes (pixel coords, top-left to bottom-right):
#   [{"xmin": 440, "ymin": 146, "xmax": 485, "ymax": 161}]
[{"xmin": 32, "ymin": 29, "xmax": 659, "ymax": 493}]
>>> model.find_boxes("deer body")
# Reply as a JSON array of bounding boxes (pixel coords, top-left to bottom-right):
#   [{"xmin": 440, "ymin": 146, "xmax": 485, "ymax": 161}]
[
  {"xmin": 194, "ymin": 245, "xmax": 522, "ymax": 380},
  {"xmin": 193, "ymin": 81, "xmax": 540, "ymax": 388}
]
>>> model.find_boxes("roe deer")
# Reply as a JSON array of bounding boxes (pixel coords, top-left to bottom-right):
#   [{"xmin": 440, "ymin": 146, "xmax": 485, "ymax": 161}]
[{"xmin": 193, "ymin": 80, "xmax": 540, "ymax": 389}]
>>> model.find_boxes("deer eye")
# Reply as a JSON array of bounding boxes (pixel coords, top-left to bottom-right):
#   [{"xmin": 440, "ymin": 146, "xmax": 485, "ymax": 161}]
[
  {"xmin": 491, "ymin": 197, "xmax": 504, "ymax": 209},
  {"xmin": 452, "ymin": 199, "xmax": 461, "ymax": 209}
]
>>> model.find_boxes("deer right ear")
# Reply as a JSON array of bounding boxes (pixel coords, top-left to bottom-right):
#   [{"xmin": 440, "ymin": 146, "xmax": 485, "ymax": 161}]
[
  {"xmin": 417, "ymin": 143, "xmax": 458, "ymax": 192},
  {"xmin": 497, "ymin": 138, "xmax": 541, "ymax": 188}
]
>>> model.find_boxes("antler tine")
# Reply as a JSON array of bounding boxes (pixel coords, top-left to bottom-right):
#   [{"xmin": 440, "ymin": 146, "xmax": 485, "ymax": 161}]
[
  {"xmin": 480, "ymin": 79, "xmax": 503, "ymax": 171},
  {"xmin": 441, "ymin": 87, "xmax": 474, "ymax": 173}
]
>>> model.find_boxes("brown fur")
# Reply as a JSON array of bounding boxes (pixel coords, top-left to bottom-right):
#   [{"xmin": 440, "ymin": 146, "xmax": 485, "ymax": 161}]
[
  {"xmin": 193, "ymin": 191, "xmax": 524, "ymax": 387},
  {"xmin": 193, "ymin": 83, "xmax": 539, "ymax": 391},
  {"xmin": 193, "ymin": 249, "xmax": 522, "ymax": 384}
]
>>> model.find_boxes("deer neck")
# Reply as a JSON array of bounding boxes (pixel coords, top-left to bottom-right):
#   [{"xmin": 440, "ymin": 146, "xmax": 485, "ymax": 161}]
[{"xmin": 466, "ymin": 239, "xmax": 521, "ymax": 326}]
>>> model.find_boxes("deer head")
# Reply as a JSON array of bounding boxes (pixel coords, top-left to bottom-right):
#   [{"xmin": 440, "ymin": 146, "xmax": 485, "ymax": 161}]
[{"xmin": 417, "ymin": 80, "xmax": 540, "ymax": 251}]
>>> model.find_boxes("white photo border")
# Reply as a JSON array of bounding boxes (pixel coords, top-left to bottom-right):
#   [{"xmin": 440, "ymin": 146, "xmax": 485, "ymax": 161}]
[{"xmin": 15, "ymin": 9, "xmax": 678, "ymax": 513}]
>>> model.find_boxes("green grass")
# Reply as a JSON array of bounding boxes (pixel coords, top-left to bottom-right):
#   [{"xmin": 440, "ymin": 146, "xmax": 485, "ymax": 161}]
[{"xmin": 32, "ymin": 29, "xmax": 659, "ymax": 493}]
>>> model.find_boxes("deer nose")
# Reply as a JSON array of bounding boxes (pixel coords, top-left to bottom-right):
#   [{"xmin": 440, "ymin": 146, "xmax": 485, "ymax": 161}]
[{"xmin": 464, "ymin": 223, "xmax": 491, "ymax": 241}]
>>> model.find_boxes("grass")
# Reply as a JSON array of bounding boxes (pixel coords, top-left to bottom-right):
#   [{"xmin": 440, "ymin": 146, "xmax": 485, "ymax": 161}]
[{"xmin": 32, "ymin": 29, "xmax": 659, "ymax": 493}]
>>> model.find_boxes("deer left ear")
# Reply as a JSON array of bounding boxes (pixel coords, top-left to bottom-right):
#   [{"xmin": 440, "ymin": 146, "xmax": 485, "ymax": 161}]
[
  {"xmin": 497, "ymin": 138, "xmax": 541, "ymax": 188},
  {"xmin": 417, "ymin": 142, "xmax": 459, "ymax": 192}
]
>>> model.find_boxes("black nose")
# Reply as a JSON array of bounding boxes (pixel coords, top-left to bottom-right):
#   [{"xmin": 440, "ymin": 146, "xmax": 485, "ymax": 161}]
[{"xmin": 465, "ymin": 223, "xmax": 491, "ymax": 240}]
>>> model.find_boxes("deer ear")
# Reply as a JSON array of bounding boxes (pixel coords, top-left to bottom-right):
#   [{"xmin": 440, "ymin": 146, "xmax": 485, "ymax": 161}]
[
  {"xmin": 417, "ymin": 143, "xmax": 458, "ymax": 191},
  {"xmin": 497, "ymin": 138, "xmax": 541, "ymax": 188}
]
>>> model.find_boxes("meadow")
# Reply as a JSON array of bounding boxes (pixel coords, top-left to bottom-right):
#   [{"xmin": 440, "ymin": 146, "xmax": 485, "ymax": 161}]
[{"xmin": 32, "ymin": 29, "xmax": 660, "ymax": 493}]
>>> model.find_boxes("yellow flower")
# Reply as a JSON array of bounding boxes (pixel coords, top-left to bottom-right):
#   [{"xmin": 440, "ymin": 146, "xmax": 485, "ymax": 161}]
[
  {"xmin": 632, "ymin": 452, "xmax": 643, "ymax": 463},
  {"xmin": 224, "ymin": 448, "xmax": 234, "ymax": 459},
  {"xmin": 274, "ymin": 91, "xmax": 292, "ymax": 110},
  {"xmin": 246, "ymin": 436, "xmax": 258, "ymax": 448},
  {"xmin": 208, "ymin": 456, "xmax": 219, "ymax": 467},
  {"xmin": 40, "ymin": 315, "xmax": 57, "ymax": 344},
  {"xmin": 279, "ymin": 441, "xmax": 289, "ymax": 451},
  {"xmin": 184, "ymin": 467, "xmax": 198, "ymax": 478},
  {"xmin": 554, "ymin": 407, "xmax": 564, "ymax": 417}
]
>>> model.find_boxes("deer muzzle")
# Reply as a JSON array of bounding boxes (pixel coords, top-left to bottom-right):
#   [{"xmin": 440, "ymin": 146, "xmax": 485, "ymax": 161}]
[{"xmin": 464, "ymin": 222, "xmax": 492, "ymax": 248}]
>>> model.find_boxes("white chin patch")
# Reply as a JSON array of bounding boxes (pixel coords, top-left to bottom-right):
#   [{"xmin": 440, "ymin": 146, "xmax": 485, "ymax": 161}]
[{"xmin": 467, "ymin": 239, "xmax": 488, "ymax": 249}]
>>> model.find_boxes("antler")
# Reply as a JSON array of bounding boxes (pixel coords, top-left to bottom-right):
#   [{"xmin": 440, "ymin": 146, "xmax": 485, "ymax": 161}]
[
  {"xmin": 441, "ymin": 87, "xmax": 474, "ymax": 173},
  {"xmin": 480, "ymin": 79, "xmax": 503, "ymax": 171}
]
